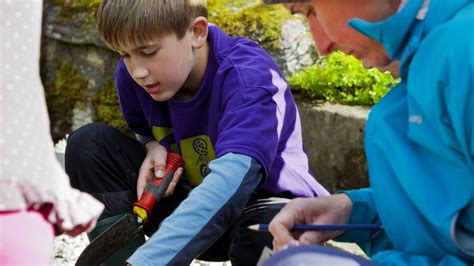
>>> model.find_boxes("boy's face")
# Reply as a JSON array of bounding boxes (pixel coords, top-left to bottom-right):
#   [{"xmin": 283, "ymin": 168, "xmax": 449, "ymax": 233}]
[
  {"xmin": 285, "ymin": 0, "xmax": 400, "ymax": 68},
  {"xmin": 118, "ymin": 26, "xmax": 202, "ymax": 102}
]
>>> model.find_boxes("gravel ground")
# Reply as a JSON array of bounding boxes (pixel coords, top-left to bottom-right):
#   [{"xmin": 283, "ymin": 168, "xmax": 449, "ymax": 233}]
[
  {"xmin": 53, "ymin": 233, "xmax": 231, "ymax": 266},
  {"xmin": 53, "ymin": 233, "xmax": 365, "ymax": 265}
]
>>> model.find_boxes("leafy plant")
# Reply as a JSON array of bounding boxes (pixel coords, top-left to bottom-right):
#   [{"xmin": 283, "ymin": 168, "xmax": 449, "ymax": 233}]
[{"xmin": 288, "ymin": 51, "xmax": 399, "ymax": 106}]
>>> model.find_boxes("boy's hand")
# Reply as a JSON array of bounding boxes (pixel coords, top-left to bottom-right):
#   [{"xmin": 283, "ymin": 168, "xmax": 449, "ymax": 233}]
[
  {"xmin": 269, "ymin": 194, "xmax": 352, "ymax": 252},
  {"xmin": 136, "ymin": 141, "xmax": 183, "ymax": 198}
]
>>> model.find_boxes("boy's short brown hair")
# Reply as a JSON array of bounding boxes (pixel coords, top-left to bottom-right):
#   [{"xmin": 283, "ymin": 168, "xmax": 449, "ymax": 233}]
[{"xmin": 97, "ymin": 0, "xmax": 207, "ymax": 52}]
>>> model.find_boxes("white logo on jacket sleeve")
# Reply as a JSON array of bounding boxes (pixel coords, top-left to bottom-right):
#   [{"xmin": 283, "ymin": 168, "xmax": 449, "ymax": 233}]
[{"xmin": 409, "ymin": 115, "xmax": 423, "ymax": 124}]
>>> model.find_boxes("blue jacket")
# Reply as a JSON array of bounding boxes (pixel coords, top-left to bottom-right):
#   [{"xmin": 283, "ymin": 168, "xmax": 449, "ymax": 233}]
[{"xmin": 338, "ymin": 0, "xmax": 474, "ymax": 265}]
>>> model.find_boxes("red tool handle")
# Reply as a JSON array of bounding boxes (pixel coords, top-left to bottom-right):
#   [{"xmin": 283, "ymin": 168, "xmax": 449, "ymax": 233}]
[{"xmin": 132, "ymin": 153, "xmax": 184, "ymax": 221}]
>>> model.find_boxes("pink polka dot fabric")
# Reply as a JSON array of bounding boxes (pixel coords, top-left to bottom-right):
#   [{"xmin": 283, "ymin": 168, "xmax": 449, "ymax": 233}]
[
  {"xmin": 0, "ymin": 0, "xmax": 103, "ymax": 253},
  {"xmin": 0, "ymin": 210, "xmax": 54, "ymax": 265}
]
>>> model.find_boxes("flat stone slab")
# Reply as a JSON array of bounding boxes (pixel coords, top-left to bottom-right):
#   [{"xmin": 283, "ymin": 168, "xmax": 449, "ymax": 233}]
[{"xmin": 296, "ymin": 98, "xmax": 370, "ymax": 193}]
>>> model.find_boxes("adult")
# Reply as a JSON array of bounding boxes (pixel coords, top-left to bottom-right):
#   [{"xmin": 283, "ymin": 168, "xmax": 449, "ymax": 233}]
[{"xmin": 265, "ymin": 0, "xmax": 473, "ymax": 265}]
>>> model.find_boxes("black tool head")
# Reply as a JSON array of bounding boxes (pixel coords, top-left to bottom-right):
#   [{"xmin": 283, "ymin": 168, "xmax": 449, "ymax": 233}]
[{"xmin": 75, "ymin": 213, "xmax": 143, "ymax": 266}]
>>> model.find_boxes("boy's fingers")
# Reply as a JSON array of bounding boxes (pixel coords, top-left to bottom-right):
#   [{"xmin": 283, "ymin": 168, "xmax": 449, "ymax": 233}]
[
  {"xmin": 154, "ymin": 164, "xmax": 165, "ymax": 178},
  {"xmin": 136, "ymin": 179, "xmax": 145, "ymax": 198},
  {"xmin": 136, "ymin": 170, "xmax": 153, "ymax": 198},
  {"xmin": 153, "ymin": 149, "xmax": 167, "ymax": 178},
  {"xmin": 164, "ymin": 182, "xmax": 176, "ymax": 197},
  {"xmin": 164, "ymin": 167, "xmax": 183, "ymax": 197},
  {"xmin": 173, "ymin": 167, "xmax": 183, "ymax": 182}
]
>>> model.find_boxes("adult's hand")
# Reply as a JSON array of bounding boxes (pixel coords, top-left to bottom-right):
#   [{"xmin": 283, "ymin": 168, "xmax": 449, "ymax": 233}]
[
  {"xmin": 136, "ymin": 141, "xmax": 183, "ymax": 199},
  {"xmin": 269, "ymin": 193, "xmax": 353, "ymax": 251}
]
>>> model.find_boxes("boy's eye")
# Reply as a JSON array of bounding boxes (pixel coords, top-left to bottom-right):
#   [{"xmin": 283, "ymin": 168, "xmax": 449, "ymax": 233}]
[
  {"xmin": 140, "ymin": 49, "xmax": 158, "ymax": 57},
  {"xmin": 118, "ymin": 52, "xmax": 129, "ymax": 58}
]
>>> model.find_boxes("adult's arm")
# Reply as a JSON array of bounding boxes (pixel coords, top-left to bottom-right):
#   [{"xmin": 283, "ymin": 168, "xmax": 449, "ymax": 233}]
[{"xmin": 335, "ymin": 188, "xmax": 392, "ymax": 255}]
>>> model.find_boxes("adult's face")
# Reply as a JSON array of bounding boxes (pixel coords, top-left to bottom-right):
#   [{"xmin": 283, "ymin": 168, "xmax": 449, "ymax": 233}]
[{"xmin": 285, "ymin": 0, "xmax": 400, "ymax": 68}]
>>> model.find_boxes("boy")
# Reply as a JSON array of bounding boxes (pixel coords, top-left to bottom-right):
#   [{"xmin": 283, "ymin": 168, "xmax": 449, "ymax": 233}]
[{"xmin": 66, "ymin": 0, "xmax": 329, "ymax": 265}]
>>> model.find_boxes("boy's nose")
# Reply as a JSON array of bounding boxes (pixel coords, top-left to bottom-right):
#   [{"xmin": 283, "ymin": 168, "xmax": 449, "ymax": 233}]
[{"xmin": 132, "ymin": 66, "xmax": 149, "ymax": 79}]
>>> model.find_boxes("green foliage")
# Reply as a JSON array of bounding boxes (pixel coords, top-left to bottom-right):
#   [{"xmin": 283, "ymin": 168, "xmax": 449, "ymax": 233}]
[
  {"xmin": 44, "ymin": 61, "xmax": 89, "ymax": 140},
  {"xmin": 208, "ymin": 0, "xmax": 252, "ymax": 9},
  {"xmin": 288, "ymin": 51, "xmax": 399, "ymax": 106},
  {"xmin": 92, "ymin": 79, "xmax": 134, "ymax": 137},
  {"xmin": 208, "ymin": 0, "xmax": 294, "ymax": 51}
]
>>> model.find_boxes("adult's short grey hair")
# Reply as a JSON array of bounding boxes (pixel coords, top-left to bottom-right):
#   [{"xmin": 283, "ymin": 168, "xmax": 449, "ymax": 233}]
[{"xmin": 263, "ymin": 0, "xmax": 311, "ymax": 4}]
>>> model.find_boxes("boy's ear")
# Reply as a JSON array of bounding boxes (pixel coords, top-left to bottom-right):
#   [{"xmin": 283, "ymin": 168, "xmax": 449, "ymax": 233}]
[{"xmin": 190, "ymin": 16, "xmax": 208, "ymax": 49}]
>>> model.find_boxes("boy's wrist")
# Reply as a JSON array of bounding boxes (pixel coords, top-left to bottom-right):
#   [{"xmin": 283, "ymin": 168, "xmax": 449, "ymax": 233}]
[
  {"xmin": 137, "ymin": 134, "xmax": 155, "ymax": 146},
  {"xmin": 145, "ymin": 140, "xmax": 161, "ymax": 151}
]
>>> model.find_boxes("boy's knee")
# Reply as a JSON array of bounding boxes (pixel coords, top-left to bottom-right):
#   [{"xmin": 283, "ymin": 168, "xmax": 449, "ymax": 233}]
[
  {"xmin": 67, "ymin": 123, "xmax": 118, "ymax": 149},
  {"xmin": 66, "ymin": 122, "xmax": 115, "ymax": 159}
]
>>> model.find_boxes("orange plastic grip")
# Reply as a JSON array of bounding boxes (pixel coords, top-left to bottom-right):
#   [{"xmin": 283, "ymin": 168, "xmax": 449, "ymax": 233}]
[{"xmin": 132, "ymin": 153, "xmax": 184, "ymax": 221}]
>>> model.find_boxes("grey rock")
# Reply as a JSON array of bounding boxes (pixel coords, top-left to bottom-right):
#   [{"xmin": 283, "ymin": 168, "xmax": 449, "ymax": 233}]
[
  {"xmin": 42, "ymin": 3, "xmax": 106, "ymax": 47},
  {"xmin": 296, "ymin": 98, "xmax": 370, "ymax": 193},
  {"xmin": 279, "ymin": 19, "xmax": 317, "ymax": 74}
]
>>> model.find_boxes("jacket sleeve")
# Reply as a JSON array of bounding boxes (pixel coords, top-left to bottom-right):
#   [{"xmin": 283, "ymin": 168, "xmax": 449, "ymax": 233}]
[
  {"xmin": 127, "ymin": 153, "xmax": 263, "ymax": 265},
  {"xmin": 335, "ymin": 188, "xmax": 393, "ymax": 256}
]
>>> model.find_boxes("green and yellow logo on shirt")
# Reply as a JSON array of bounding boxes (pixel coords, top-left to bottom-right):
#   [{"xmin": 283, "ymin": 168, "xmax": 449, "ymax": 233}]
[{"xmin": 180, "ymin": 135, "xmax": 215, "ymax": 186}]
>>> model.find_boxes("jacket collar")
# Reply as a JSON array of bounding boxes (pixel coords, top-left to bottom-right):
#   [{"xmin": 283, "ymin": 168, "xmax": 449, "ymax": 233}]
[
  {"xmin": 347, "ymin": 0, "xmax": 424, "ymax": 60},
  {"xmin": 346, "ymin": 0, "xmax": 472, "ymax": 61}
]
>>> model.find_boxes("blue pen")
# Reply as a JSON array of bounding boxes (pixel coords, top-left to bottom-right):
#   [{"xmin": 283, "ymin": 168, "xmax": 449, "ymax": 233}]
[{"xmin": 248, "ymin": 224, "xmax": 383, "ymax": 232}]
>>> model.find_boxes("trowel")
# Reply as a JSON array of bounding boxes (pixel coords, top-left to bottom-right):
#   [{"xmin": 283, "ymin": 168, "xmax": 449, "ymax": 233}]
[{"xmin": 75, "ymin": 152, "xmax": 184, "ymax": 266}]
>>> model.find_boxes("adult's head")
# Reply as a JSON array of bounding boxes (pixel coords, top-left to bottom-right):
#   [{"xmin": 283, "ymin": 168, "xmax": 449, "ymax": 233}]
[{"xmin": 265, "ymin": 0, "xmax": 401, "ymax": 68}]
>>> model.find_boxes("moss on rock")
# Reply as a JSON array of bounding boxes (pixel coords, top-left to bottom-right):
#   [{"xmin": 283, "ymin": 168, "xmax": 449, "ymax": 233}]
[
  {"xmin": 44, "ymin": 61, "xmax": 89, "ymax": 141},
  {"xmin": 44, "ymin": 60, "xmax": 134, "ymax": 139},
  {"xmin": 51, "ymin": 0, "xmax": 101, "ymax": 24},
  {"xmin": 92, "ymin": 79, "xmax": 134, "ymax": 137}
]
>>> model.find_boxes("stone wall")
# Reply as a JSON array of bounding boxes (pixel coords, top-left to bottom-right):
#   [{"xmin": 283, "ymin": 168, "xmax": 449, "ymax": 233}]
[
  {"xmin": 41, "ymin": 1, "xmax": 119, "ymax": 140},
  {"xmin": 296, "ymin": 98, "xmax": 369, "ymax": 192}
]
